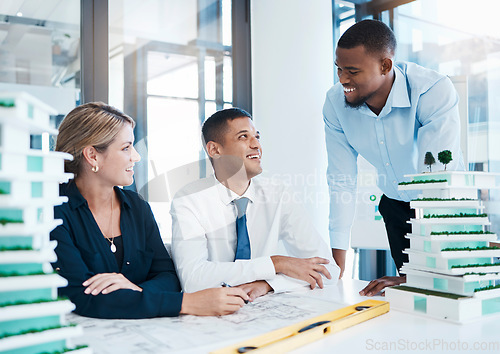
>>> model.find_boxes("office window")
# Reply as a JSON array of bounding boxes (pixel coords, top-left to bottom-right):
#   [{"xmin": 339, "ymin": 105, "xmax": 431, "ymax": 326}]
[
  {"xmin": 393, "ymin": 0, "xmax": 500, "ymax": 234},
  {"xmin": 394, "ymin": 0, "xmax": 500, "ymax": 170},
  {"xmin": 0, "ymin": 1, "xmax": 80, "ymax": 111},
  {"xmin": 333, "ymin": 0, "xmax": 500, "ymax": 236},
  {"xmin": 335, "ymin": 0, "xmax": 500, "ymax": 173},
  {"xmin": 109, "ymin": 0, "xmax": 234, "ymax": 241}
]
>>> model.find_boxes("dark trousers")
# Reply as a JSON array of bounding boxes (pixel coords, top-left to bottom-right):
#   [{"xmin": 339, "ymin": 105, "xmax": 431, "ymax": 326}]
[{"xmin": 378, "ymin": 194, "xmax": 415, "ymax": 273}]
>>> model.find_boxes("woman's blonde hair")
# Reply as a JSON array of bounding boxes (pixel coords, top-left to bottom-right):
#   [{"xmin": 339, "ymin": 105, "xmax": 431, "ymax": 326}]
[{"xmin": 56, "ymin": 102, "xmax": 136, "ymax": 176}]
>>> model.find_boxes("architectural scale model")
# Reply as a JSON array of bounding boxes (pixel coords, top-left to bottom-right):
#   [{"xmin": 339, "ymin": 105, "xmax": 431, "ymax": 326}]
[
  {"xmin": 386, "ymin": 167, "xmax": 500, "ymax": 323},
  {"xmin": 0, "ymin": 92, "xmax": 90, "ymax": 353}
]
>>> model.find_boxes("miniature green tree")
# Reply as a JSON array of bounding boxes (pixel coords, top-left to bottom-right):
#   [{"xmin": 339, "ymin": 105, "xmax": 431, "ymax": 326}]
[
  {"xmin": 424, "ymin": 151, "xmax": 436, "ymax": 172},
  {"xmin": 438, "ymin": 150, "xmax": 453, "ymax": 170}
]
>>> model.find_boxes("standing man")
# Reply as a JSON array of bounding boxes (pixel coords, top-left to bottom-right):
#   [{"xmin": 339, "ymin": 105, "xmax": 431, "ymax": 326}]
[
  {"xmin": 171, "ymin": 108, "xmax": 339, "ymax": 301},
  {"xmin": 323, "ymin": 20, "xmax": 464, "ymax": 295}
]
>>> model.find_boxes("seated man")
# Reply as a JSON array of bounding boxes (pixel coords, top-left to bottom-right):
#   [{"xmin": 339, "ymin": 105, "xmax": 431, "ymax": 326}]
[{"xmin": 171, "ymin": 108, "xmax": 340, "ymax": 301}]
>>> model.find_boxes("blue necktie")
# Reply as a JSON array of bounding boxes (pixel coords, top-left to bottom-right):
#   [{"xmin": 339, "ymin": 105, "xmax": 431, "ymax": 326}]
[{"xmin": 233, "ymin": 197, "xmax": 251, "ymax": 260}]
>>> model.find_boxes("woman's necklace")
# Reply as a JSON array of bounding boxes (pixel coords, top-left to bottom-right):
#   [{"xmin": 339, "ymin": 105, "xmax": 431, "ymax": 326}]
[{"xmin": 104, "ymin": 194, "xmax": 116, "ymax": 253}]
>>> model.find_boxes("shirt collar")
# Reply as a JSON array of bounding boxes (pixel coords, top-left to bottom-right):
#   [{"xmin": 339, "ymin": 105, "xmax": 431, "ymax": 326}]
[
  {"xmin": 212, "ymin": 174, "xmax": 256, "ymax": 206},
  {"xmin": 361, "ymin": 64, "xmax": 411, "ymax": 118},
  {"xmin": 388, "ymin": 64, "xmax": 411, "ymax": 109},
  {"xmin": 62, "ymin": 180, "xmax": 132, "ymax": 210}
]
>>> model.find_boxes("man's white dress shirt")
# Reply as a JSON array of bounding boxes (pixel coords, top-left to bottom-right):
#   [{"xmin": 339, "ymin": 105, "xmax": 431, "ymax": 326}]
[{"xmin": 171, "ymin": 175, "xmax": 340, "ymax": 293}]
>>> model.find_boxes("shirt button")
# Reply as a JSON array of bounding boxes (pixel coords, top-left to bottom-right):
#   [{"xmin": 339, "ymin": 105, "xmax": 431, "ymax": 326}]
[
  {"xmin": 380, "ymin": 141, "xmax": 384, "ymax": 144},
  {"xmin": 386, "ymin": 163, "xmax": 390, "ymax": 166},
  {"xmin": 393, "ymin": 181, "xmax": 397, "ymax": 184},
  {"xmin": 126, "ymin": 261, "xmax": 130, "ymax": 265}
]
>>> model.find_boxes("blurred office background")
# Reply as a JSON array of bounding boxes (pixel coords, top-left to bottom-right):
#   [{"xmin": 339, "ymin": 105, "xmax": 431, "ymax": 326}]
[{"xmin": 1, "ymin": 0, "xmax": 499, "ymax": 280}]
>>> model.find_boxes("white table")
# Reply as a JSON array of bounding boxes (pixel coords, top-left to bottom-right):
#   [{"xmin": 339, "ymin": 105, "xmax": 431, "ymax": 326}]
[{"xmin": 68, "ymin": 279, "xmax": 500, "ymax": 354}]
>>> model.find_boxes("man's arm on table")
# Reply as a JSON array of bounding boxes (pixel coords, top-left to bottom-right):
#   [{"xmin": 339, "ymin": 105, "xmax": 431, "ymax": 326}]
[
  {"xmin": 323, "ymin": 92, "xmax": 359, "ymax": 277},
  {"xmin": 267, "ymin": 185, "xmax": 340, "ymax": 293},
  {"xmin": 236, "ymin": 254, "xmax": 335, "ymax": 301},
  {"xmin": 171, "ymin": 190, "xmax": 336, "ymax": 296},
  {"xmin": 359, "ymin": 276, "xmax": 407, "ymax": 296}
]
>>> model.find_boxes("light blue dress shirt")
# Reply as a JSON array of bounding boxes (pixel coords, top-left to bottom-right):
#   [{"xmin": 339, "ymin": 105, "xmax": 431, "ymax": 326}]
[{"xmin": 323, "ymin": 61, "xmax": 465, "ymax": 250}]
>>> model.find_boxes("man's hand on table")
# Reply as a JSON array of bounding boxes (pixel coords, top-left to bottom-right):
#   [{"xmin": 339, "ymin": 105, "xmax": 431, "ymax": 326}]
[
  {"xmin": 359, "ymin": 275, "xmax": 406, "ymax": 296},
  {"xmin": 271, "ymin": 255, "xmax": 332, "ymax": 289}
]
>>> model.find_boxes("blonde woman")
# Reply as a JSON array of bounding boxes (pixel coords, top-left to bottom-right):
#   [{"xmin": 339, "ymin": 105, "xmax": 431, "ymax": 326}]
[{"xmin": 51, "ymin": 102, "xmax": 248, "ymax": 319}]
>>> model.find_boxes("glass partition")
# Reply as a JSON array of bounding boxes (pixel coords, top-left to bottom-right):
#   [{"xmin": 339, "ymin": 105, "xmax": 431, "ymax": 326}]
[
  {"xmin": 0, "ymin": 0, "xmax": 80, "ymax": 129},
  {"xmin": 109, "ymin": 0, "xmax": 233, "ymax": 241},
  {"xmin": 393, "ymin": 0, "xmax": 500, "ymax": 233},
  {"xmin": 333, "ymin": 0, "xmax": 500, "ymax": 278}
]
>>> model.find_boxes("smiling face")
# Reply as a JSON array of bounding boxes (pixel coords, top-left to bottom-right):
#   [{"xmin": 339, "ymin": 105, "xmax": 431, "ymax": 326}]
[
  {"xmin": 210, "ymin": 117, "xmax": 263, "ymax": 181},
  {"xmin": 95, "ymin": 123, "xmax": 141, "ymax": 187},
  {"xmin": 335, "ymin": 45, "xmax": 393, "ymax": 111}
]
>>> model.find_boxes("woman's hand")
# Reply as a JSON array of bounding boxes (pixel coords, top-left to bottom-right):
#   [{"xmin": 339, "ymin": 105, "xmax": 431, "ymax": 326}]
[
  {"xmin": 180, "ymin": 287, "xmax": 249, "ymax": 316},
  {"xmin": 82, "ymin": 273, "xmax": 142, "ymax": 295},
  {"xmin": 236, "ymin": 280, "xmax": 272, "ymax": 302}
]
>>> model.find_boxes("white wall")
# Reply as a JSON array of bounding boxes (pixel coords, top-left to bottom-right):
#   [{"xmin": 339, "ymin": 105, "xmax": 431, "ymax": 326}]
[{"xmin": 251, "ymin": 0, "xmax": 334, "ymax": 242}]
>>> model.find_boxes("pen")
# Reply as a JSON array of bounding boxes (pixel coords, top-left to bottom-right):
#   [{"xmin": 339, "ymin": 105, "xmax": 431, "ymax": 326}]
[{"xmin": 221, "ymin": 282, "xmax": 249, "ymax": 304}]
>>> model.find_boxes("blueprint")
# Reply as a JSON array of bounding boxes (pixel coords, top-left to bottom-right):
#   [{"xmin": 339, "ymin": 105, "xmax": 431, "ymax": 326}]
[{"xmin": 68, "ymin": 288, "xmax": 345, "ymax": 354}]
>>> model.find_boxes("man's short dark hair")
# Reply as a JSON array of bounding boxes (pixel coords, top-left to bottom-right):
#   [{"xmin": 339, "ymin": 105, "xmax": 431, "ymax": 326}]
[
  {"xmin": 338, "ymin": 20, "xmax": 396, "ymax": 57},
  {"xmin": 202, "ymin": 107, "xmax": 252, "ymax": 145}
]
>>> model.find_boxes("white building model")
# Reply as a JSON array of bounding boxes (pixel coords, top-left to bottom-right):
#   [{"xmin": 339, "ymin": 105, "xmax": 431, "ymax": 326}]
[
  {"xmin": 0, "ymin": 93, "xmax": 90, "ymax": 353},
  {"xmin": 386, "ymin": 170, "xmax": 500, "ymax": 323}
]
